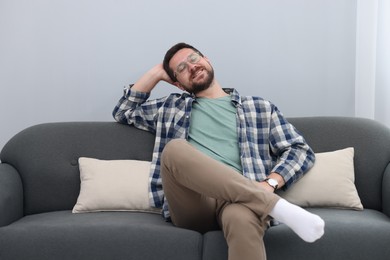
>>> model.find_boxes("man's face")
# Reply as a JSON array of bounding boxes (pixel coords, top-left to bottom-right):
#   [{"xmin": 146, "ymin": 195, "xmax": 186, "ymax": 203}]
[{"xmin": 169, "ymin": 48, "xmax": 215, "ymax": 94}]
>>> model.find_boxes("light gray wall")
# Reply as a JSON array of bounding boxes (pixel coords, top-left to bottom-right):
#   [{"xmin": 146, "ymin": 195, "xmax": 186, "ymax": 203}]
[{"xmin": 0, "ymin": 0, "xmax": 357, "ymax": 150}]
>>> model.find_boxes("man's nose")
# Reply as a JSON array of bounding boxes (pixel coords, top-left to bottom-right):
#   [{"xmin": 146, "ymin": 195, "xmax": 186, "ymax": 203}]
[{"xmin": 187, "ymin": 63, "xmax": 199, "ymax": 73}]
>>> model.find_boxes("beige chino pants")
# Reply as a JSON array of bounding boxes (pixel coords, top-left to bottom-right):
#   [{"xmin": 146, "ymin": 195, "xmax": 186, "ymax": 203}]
[{"xmin": 161, "ymin": 139, "xmax": 280, "ymax": 260}]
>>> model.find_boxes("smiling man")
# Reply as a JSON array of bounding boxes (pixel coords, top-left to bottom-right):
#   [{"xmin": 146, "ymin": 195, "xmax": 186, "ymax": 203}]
[{"xmin": 113, "ymin": 42, "xmax": 324, "ymax": 260}]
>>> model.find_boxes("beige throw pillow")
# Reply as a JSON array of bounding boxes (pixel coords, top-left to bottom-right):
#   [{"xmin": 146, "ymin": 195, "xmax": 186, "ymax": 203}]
[
  {"xmin": 276, "ymin": 147, "xmax": 363, "ymax": 210},
  {"xmin": 72, "ymin": 157, "xmax": 160, "ymax": 214}
]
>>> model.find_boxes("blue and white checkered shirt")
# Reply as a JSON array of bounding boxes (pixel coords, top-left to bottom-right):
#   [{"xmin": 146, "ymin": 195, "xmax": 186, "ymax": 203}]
[{"xmin": 113, "ymin": 86, "xmax": 315, "ymax": 219}]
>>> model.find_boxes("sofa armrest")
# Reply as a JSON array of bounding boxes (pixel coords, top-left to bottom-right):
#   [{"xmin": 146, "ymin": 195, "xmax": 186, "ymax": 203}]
[
  {"xmin": 0, "ymin": 163, "xmax": 23, "ymax": 226},
  {"xmin": 383, "ymin": 163, "xmax": 390, "ymax": 218}
]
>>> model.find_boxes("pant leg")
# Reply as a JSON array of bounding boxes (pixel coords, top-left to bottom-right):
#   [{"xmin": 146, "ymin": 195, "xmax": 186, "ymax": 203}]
[
  {"xmin": 160, "ymin": 139, "xmax": 280, "ymax": 226},
  {"xmin": 161, "ymin": 161, "xmax": 219, "ymax": 233},
  {"xmin": 217, "ymin": 202, "xmax": 269, "ymax": 260}
]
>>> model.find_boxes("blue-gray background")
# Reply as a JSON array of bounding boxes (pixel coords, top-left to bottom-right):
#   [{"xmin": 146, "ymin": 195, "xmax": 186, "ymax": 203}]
[{"xmin": 0, "ymin": 0, "xmax": 357, "ymax": 150}]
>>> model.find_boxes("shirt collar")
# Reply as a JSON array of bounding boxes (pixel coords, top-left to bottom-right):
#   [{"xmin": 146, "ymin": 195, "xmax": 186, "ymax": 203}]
[
  {"xmin": 181, "ymin": 88, "xmax": 242, "ymax": 106},
  {"xmin": 224, "ymin": 88, "xmax": 242, "ymax": 107}
]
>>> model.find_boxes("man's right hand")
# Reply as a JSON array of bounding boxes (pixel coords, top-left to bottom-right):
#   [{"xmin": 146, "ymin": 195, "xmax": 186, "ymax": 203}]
[{"xmin": 131, "ymin": 64, "xmax": 174, "ymax": 93}]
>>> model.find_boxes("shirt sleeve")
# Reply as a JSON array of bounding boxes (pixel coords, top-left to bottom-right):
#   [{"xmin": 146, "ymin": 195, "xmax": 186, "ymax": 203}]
[
  {"xmin": 268, "ymin": 105, "xmax": 316, "ymax": 188},
  {"xmin": 112, "ymin": 85, "xmax": 167, "ymax": 133}
]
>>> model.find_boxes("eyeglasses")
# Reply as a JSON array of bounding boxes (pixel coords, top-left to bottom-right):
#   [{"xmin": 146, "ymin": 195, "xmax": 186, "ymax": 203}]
[{"xmin": 174, "ymin": 52, "xmax": 202, "ymax": 78}]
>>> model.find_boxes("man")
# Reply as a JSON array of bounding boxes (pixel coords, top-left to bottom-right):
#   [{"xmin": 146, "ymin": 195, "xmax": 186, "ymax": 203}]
[{"xmin": 113, "ymin": 42, "xmax": 324, "ymax": 260}]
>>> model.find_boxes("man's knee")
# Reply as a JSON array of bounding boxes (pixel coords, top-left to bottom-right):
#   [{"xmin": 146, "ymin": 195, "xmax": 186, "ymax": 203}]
[
  {"xmin": 221, "ymin": 204, "xmax": 267, "ymax": 235},
  {"xmin": 221, "ymin": 204, "xmax": 253, "ymax": 223},
  {"xmin": 162, "ymin": 139, "xmax": 187, "ymax": 160},
  {"xmin": 161, "ymin": 139, "xmax": 190, "ymax": 177}
]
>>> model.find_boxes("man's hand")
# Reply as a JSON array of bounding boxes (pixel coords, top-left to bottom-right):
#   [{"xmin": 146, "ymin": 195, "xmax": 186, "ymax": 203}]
[
  {"xmin": 157, "ymin": 64, "xmax": 175, "ymax": 85},
  {"xmin": 132, "ymin": 64, "xmax": 174, "ymax": 93}
]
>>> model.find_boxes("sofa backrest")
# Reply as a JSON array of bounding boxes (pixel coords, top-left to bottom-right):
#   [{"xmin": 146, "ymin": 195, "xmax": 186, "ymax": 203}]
[
  {"xmin": 0, "ymin": 122, "xmax": 155, "ymax": 215},
  {"xmin": 289, "ymin": 117, "xmax": 390, "ymax": 211},
  {"xmin": 1, "ymin": 117, "xmax": 390, "ymax": 215}
]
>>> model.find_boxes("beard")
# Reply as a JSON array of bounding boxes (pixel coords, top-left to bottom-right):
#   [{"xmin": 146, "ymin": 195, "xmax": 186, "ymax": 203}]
[{"xmin": 181, "ymin": 66, "xmax": 215, "ymax": 95}]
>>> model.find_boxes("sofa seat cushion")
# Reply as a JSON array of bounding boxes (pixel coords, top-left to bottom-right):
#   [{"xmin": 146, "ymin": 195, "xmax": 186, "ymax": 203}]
[
  {"xmin": 202, "ymin": 208, "xmax": 390, "ymax": 260},
  {"xmin": 0, "ymin": 211, "xmax": 202, "ymax": 260}
]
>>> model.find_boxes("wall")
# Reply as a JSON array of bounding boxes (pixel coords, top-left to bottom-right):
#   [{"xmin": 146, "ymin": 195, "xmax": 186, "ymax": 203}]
[{"xmin": 0, "ymin": 0, "xmax": 357, "ymax": 150}]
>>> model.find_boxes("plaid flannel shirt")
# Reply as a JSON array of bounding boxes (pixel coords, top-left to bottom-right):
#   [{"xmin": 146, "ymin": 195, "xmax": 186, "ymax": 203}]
[{"xmin": 113, "ymin": 86, "xmax": 315, "ymax": 219}]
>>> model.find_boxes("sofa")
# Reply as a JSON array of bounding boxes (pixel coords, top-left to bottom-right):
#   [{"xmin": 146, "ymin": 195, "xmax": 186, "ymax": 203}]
[{"xmin": 1, "ymin": 116, "xmax": 389, "ymax": 260}]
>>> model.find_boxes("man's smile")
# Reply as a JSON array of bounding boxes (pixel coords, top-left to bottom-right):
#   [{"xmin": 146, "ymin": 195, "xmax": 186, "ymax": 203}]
[{"xmin": 191, "ymin": 68, "xmax": 205, "ymax": 80}]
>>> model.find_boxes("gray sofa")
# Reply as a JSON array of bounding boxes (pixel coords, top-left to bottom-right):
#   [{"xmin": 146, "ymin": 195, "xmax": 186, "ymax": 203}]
[{"xmin": 1, "ymin": 117, "xmax": 390, "ymax": 260}]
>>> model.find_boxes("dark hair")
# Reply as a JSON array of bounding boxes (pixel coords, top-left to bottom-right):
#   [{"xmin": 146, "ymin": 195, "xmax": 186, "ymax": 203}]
[{"xmin": 163, "ymin": 42, "xmax": 204, "ymax": 82}]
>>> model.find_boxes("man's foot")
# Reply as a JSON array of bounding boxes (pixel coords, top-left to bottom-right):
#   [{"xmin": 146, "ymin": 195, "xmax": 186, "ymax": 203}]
[{"xmin": 269, "ymin": 199, "xmax": 325, "ymax": 242}]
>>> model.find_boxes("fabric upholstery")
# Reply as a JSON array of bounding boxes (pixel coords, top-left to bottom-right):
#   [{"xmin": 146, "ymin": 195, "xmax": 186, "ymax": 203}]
[
  {"xmin": 203, "ymin": 208, "xmax": 390, "ymax": 260},
  {"xmin": 277, "ymin": 147, "xmax": 363, "ymax": 210},
  {"xmin": 288, "ymin": 117, "xmax": 390, "ymax": 210},
  {"xmin": 0, "ymin": 122, "xmax": 155, "ymax": 215},
  {"xmin": 73, "ymin": 158, "xmax": 157, "ymax": 213},
  {"xmin": 383, "ymin": 164, "xmax": 390, "ymax": 217},
  {"xmin": 1, "ymin": 117, "xmax": 389, "ymax": 260},
  {"xmin": 0, "ymin": 211, "xmax": 202, "ymax": 260},
  {"xmin": 0, "ymin": 164, "xmax": 23, "ymax": 227}
]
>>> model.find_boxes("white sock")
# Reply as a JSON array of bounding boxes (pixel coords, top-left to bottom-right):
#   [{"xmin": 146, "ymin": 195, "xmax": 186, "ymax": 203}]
[{"xmin": 269, "ymin": 199, "xmax": 325, "ymax": 243}]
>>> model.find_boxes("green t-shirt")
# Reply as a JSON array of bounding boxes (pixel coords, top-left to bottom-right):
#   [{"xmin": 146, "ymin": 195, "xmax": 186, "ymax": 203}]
[{"xmin": 188, "ymin": 96, "xmax": 242, "ymax": 173}]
